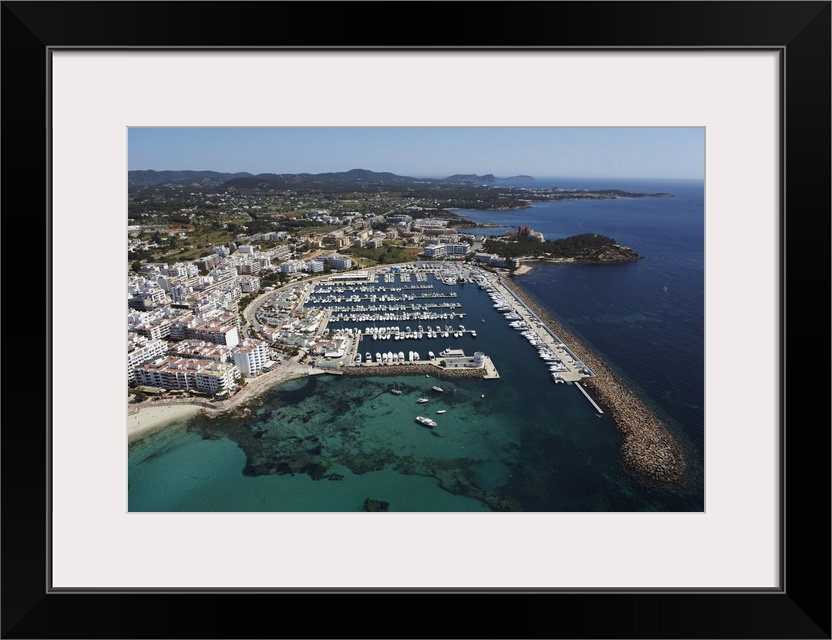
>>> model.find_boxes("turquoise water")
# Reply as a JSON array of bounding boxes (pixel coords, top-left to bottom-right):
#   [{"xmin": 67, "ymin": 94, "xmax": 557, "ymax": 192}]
[{"xmin": 129, "ymin": 178, "xmax": 704, "ymax": 512}]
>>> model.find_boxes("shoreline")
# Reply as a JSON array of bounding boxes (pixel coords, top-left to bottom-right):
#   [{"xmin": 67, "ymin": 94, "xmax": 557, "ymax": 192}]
[
  {"xmin": 127, "ymin": 360, "xmax": 323, "ymax": 441},
  {"xmin": 499, "ymin": 274, "xmax": 688, "ymax": 484},
  {"xmin": 128, "ymin": 404, "xmax": 203, "ymax": 440}
]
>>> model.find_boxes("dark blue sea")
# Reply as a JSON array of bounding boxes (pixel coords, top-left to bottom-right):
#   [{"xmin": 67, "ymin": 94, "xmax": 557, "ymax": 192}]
[{"xmin": 128, "ymin": 177, "xmax": 704, "ymax": 512}]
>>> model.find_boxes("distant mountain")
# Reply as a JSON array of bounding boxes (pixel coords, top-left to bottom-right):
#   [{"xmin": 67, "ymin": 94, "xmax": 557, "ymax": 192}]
[
  {"xmin": 222, "ymin": 168, "xmax": 424, "ymax": 190},
  {"xmin": 318, "ymin": 168, "xmax": 419, "ymax": 182},
  {"xmin": 442, "ymin": 174, "xmax": 496, "ymax": 183},
  {"xmin": 129, "ymin": 168, "xmax": 532, "ymax": 191},
  {"xmin": 128, "ymin": 170, "xmax": 254, "ymax": 186}
]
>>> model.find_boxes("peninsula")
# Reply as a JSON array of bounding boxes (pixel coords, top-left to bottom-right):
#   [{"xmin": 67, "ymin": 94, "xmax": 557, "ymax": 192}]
[{"xmin": 482, "ymin": 232, "xmax": 644, "ymax": 265}]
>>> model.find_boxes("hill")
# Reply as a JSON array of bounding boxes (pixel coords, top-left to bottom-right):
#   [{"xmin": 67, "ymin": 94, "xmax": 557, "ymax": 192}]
[{"xmin": 128, "ymin": 170, "xmax": 254, "ymax": 186}]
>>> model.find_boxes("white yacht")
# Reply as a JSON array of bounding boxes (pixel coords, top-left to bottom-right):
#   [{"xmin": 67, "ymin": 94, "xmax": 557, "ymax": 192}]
[{"xmin": 416, "ymin": 416, "xmax": 437, "ymax": 428}]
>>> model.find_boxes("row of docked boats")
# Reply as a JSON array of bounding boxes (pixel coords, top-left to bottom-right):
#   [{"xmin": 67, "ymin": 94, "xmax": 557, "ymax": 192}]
[
  {"xmin": 329, "ymin": 310, "xmax": 466, "ymax": 323},
  {"xmin": 365, "ymin": 325, "xmax": 475, "ymax": 340},
  {"xmin": 483, "ymin": 278, "xmax": 576, "ymax": 384},
  {"xmin": 358, "ymin": 351, "xmax": 423, "ymax": 364}
]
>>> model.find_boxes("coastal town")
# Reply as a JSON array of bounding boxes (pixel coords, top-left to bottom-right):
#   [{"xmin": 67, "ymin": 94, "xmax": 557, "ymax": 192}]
[{"xmin": 128, "ymin": 197, "xmax": 686, "ymax": 485}]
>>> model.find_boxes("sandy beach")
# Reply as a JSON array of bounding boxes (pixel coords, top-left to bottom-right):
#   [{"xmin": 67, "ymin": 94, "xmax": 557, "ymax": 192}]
[
  {"xmin": 128, "ymin": 404, "xmax": 203, "ymax": 438},
  {"xmin": 512, "ymin": 263, "xmax": 536, "ymax": 276}
]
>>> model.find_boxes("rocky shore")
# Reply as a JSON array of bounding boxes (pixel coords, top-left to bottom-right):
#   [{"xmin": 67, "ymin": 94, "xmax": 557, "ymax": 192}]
[{"xmin": 500, "ymin": 275, "xmax": 688, "ymax": 485}]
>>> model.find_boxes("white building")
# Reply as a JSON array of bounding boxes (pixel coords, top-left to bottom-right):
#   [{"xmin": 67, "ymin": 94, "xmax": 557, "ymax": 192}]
[
  {"xmin": 128, "ymin": 337, "xmax": 168, "ymax": 384},
  {"xmin": 129, "ymin": 318, "xmax": 171, "ymax": 341},
  {"xmin": 168, "ymin": 339, "xmax": 232, "ymax": 363},
  {"xmin": 232, "ymin": 339, "xmax": 271, "ymax": 376},
  {"xmin": 238, "ymin": 275, "xmax": 261, "ymax": 293},
  {"xmin": 135, "ymin": 356, "xmax": 240, "ymax": 395},
  {"xmin": 280, "ymin": 260, "xmax": 305, "ymax": 274},
  {"xmin": 325, "ymin": 254, "xmax": 353, "ymax": 270},
  {"xmin": 169, "ymin": 314, "xmax": 240, "ymax": 347},
  {"xmin": 422, "ymin": 242, "xmax": 471, "ymax": 259}
]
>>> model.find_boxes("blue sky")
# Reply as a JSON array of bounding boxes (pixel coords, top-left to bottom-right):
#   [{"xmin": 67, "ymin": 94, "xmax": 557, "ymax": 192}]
[{"xmin": 128, "ymin": 127, "xmax": 704, "ymax": 180}]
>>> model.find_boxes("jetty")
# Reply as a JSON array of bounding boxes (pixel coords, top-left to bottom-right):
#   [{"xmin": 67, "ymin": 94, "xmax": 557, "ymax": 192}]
[{"xmin": 575, "ymin": 381, "xmax": 604, "ymax": 413}]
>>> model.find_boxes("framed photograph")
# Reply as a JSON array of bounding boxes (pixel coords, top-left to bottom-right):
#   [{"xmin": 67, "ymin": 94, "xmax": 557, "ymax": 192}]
[{"xmin": 4, "ymin": 2, "xmax": 829, "ymax": 638}]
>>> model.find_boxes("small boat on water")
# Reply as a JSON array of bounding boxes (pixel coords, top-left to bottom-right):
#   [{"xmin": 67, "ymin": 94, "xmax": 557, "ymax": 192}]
[
  {"xmin": 391, "ymin": 383, "xmax": 403, "ymax": 395},
  {"xmin": 436, "ymin": 410, "xmax": 446, "ymax": 414},
  {"xmin": 416, "ymin": 416, "xmax": 437, "ymax": 428},
  {"xmin": 432, "ymin": 386, "xmax": 443, "ymax": 392},
  {"xmin": 417, "ymin": 398, "xmax": 428, "ymax": 403}
]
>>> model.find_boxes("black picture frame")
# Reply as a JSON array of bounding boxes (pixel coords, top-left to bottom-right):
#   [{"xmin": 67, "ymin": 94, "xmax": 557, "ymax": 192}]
[{"xmin": 3, "ymin": 2, "xmax": 829, "ymax": 638}]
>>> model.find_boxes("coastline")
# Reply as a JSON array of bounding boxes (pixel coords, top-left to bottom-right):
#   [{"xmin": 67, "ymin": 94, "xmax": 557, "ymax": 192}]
[
  {"xmin": 512, "ymin": 263, "xmax": 536, "ymax": 276},
  {"xmin": 499, "ymin": 274, "xmax": 688, "ymax": 484},
  {"xmin": 127, "ymin": 360, "xmax": 323, "ymax": 441},
  {"xmin": 128, "ymin": 404, "xmax": 203, "ymax": 440}
]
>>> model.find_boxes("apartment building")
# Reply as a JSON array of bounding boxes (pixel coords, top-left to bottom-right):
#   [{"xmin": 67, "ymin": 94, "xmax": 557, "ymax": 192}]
[
  {"xmin": 168, "ymin": 339, "xmax": 232, "ymax": 363},
  {"xmin": 232, "ymin": 339, "xmax": 271, "ymax": 377},
  {"xmin": 127, "ymin": 337, "xmax": 168, "ymax": 384},
  {"xmin": 134, "ymin": 356, "xmax": 240, "ymax": 395},
  {"xmin": 169, "ymin": 314, "xmax": 240, "ymax": 347}
]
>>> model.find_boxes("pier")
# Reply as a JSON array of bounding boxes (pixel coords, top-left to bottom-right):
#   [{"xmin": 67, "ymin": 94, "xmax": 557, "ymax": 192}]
[{"xmin": 575, "ymin": 381, "xmax": 604, "ymax": 414}]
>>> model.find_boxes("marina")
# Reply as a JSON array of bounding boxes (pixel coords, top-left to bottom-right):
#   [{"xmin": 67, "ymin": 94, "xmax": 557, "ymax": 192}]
[
  {"xmin": 243, "ymin": 258, "xmax": 690, "ymax": 484},
  {"xmin": 257, "ymin": 263, "xmax": 596, "ymax": 394}
]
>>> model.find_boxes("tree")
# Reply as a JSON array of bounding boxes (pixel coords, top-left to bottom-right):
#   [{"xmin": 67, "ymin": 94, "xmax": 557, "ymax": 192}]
[{"xmin": 131, "ymin": 260, "xmax": 143, "ymax": 273}]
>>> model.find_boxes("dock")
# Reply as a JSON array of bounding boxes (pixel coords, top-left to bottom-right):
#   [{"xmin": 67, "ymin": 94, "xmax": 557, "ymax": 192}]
[
  {"xmin": 575, "ymin": 382, "xmax": 604, "ymax": 414},
  {"xmin": 481, "ymin": 355, "xmax": 500, "ymax": 379}
]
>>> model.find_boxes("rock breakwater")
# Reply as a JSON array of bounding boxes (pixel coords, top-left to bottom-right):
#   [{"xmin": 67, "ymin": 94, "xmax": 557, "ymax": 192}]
[
  {"xmin": 500, "ymin": 275, "xmax": 688, "ymax": 484},
  {"xmin": 341, "ymin": 364, "xmax": 487, "ymax": 380}
]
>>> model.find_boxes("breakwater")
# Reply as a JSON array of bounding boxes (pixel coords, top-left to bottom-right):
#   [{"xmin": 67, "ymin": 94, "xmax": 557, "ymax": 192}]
[
  {"xmin": 340, "ymin": 364, "xmax": 487, "ymax": 380},
  {"xmin": 501, "ymin": 274, "xmax": 687, "ymax": 484}
]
